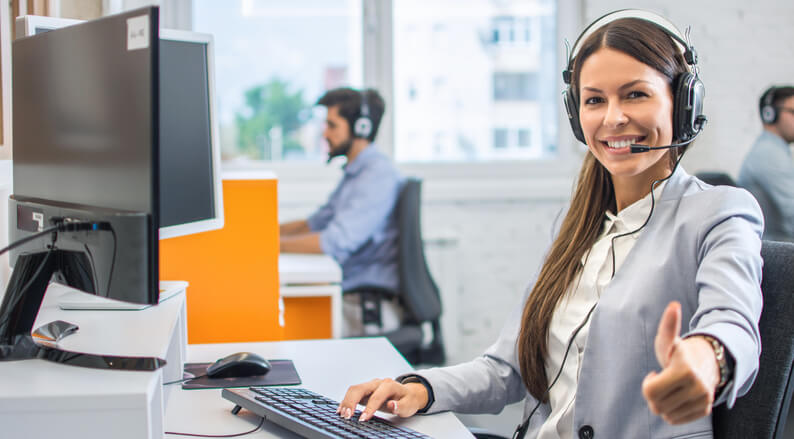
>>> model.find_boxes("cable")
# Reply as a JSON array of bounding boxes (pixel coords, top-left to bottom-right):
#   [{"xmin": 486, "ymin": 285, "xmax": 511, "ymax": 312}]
[
  {"xmin": 0, "ymin": 225, "xmax": 59, "ymax": 257},
  {"xmin": 164, "ymin": 417, "xmax": 265, "ymax": 438},
  {"xmin": 0, "ymin": 247, "xmax": 55, "ymax": 336},
  {"xmin": 0, "ymin": 220, "xmax": 114, "ymax": 337},
  {"xmin": 514, "ymin": 303, "xmax": 597, "ymax": 439},
  {"xmin": 164, "ymin": 374, "xmax": 207, "ymax": 386},
  {"xmin": 105, "ymin": 227, "xmax": 117, "ymax": 296},
  {"xmin": 608, "ymin": 151, "xmax": 687, "ymax": 279}
]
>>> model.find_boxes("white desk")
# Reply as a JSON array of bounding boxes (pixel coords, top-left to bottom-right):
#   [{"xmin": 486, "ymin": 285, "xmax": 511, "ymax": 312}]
[
  {"xmin": 279, "ymin": 253, "xmax": 343, "ymax": 338},
  {"xmin": 0, "ymin": 281, "xmax": 188, "ymax": 439},
  {"xmin": 164, "ymin": 338, "xmax": 473, "ymax": 438}
]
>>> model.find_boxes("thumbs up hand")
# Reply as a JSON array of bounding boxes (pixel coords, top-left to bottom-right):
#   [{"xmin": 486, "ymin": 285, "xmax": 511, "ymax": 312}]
[{"xmin": 641, "ymin": 301, "xmax": 721, "ymax": 425}]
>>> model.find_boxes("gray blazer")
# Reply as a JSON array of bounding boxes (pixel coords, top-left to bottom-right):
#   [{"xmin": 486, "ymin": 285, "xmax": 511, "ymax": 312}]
[{"xmin": 414, "ymin": 168, "xmax": 763, "ymax": 439}]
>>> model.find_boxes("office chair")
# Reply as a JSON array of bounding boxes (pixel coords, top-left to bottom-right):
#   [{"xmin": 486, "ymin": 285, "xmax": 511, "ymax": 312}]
[
  {"xmin": 345, "ymin": 178, "xmax": 445, "ymax": 365},
  {"xmin": 713, "ymin": 240, "xmax": 794, "ymax": 439},
  {"xmin": 695, "ymin": 171, "xmax": 737, "ymax": 187}
]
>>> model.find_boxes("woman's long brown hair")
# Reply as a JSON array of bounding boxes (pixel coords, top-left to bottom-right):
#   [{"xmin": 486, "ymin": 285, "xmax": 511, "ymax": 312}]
[{"xmin": 517, "ymin": 18, "xmax": 691, "ymax": 401}]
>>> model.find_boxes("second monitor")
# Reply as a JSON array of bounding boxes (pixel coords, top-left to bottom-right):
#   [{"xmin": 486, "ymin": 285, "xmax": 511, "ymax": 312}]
[{"xmin": 15, "ymin": 16, "xmax": 225, "ymax": 240}]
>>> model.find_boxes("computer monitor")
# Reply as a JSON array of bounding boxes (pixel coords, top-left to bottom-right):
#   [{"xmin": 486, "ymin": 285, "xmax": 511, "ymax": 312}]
[
  {"xmin": 158, "ymin": 30, "xmax": 224, "ymax": 239},
  {"xmin": 15, "ymin": 16, "xmax": 225, "ymax": 240},
  {"xmin": 0, "ymin": 7, "xmax": 164, "ymax": 368}
]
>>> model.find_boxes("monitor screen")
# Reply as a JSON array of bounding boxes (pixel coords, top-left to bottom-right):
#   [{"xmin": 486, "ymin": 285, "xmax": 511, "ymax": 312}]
[{"xmin": 15, "ymin": 16, "xmax": 225, "ymax": 240}]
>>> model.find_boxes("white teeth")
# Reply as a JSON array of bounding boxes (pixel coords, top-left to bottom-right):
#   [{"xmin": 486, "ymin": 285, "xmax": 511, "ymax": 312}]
[{"xmin": 605, "ymin": 138, "xmax": 638, "ymax": 148}]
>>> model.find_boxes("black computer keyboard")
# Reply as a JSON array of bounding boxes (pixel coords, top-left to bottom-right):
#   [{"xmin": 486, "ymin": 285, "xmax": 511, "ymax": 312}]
[{"xmin": 222, "ymin": 386, "xmax": 432, "ymax": 439}]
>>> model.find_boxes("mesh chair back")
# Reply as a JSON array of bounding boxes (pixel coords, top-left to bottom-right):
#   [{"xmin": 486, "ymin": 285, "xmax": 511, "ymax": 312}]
[
  {"xmin": 713, "ymin": 240, "xmax": 794, "ymax": 439},
  {"xmin": 397, "ymin": 178, "xmax": 441, "ymax": 323}
]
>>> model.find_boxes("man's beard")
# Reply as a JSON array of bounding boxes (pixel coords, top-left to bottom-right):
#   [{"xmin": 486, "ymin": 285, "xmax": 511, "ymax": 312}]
[{"xmin": 326, "ymin": 137, "xmax": 353, "ymax": 163}]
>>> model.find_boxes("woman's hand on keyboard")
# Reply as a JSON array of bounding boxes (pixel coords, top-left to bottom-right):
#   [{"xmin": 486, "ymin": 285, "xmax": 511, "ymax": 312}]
[{"xmin": 337, "ymin": 378, "xmax": 429, "ymax": 422}]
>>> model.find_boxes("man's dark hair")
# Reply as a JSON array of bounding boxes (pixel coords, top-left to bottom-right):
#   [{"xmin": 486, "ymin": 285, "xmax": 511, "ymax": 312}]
[
  {"xmin": 760, "ymin": 86, "xmax": 794, "ymax": 121},
  {"xmin": 316, "ymin": 88, "xmax": 385, "ymax": 142}
]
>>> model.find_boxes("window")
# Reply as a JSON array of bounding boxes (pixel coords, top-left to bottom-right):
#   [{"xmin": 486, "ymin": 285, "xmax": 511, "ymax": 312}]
[
  {"xmin": 493, "ymin": 128, "xmax": 508, "ymax": 149},
  {"xmin": 393, "ymin": 0, "xmax": 558, "ymax": 162},
  {"xmin": 190, "ymin": 0, "xmax": 567, "ymax": 166},
  {"xmin": 193, "ymin": 0, "xmax": 362, "ymax": 162},
  {"xmin": 517, "ymin": 128, "xmax": 531, "ymax": 147},
  {"xmin": 491, "ymin": 16, "xmax": 531, "ymax": 45},
  {"xmin": 492, "ymin": 127, "xmax": 534, "ymax": 152},
  {"xmin": 493, "ymin": 72, "xmax": 538, "ymax": 101}
]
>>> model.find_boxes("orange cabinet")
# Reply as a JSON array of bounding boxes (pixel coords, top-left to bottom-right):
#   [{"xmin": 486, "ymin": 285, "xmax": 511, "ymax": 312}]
[{"xmin": 159, "ymin": 176, "xmax": 282, "ymax": 344}]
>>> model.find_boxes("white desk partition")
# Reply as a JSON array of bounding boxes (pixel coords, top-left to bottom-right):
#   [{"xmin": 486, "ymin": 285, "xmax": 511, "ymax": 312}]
[
  {"xmin": 0, "ymin": 281, "xmax": 188, "ymax": 439},
  {"xmin": 279, "ymin": 253, "xmax": 343, "ymax": 338},
  {"xmin": 165, "ymin": 338, "xmax": 473, "ymax": 438}
]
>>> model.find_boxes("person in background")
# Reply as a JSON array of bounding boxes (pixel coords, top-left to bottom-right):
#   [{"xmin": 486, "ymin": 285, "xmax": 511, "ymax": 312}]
[
  {"xmin": 280, "ymin": 88, "xmax": 404, "ymax": 337},
  {"xmin": 336, "ymin": 11, "xmax": 763, "ymax": 439},
  {"xmin": 738, "ymin": 85, "xmax": 794, "ymax": 242}
]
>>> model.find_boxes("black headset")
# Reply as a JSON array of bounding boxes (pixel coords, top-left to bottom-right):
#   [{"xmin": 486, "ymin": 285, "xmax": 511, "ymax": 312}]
[
  {"xmin": 561, "ymin": 9, "xmax": 706, "ymax": 145},
  {"xmin": 760, "ymin": 86, "xmax": 779, "ymax": 124},
  {"xmin": 353, "ymin": 90, "xmax": 373, "ymax": 139}
]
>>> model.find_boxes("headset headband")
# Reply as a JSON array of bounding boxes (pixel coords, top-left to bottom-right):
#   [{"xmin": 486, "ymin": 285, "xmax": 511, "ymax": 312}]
[
  {"xmin": 763, "ymin": 87, "xmax": 777, "ymax": 106},
  {"xmin": 563, "ymin": 9, "xmax": 697, "ymax": 84}
]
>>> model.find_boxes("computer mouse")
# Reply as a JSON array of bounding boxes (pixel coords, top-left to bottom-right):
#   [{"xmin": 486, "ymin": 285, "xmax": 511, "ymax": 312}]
[{"xmin": 205, "ymin": 352, "xmax": 272, "ymax": 379}]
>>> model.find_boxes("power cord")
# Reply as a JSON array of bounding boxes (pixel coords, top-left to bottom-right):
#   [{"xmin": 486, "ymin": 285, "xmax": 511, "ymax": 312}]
[
  {"xmin": 164, "ymin": 374, "xmax": 207, "ymax": 386},
  {"xmin": 0, "ymin": 225, "xmax": 59, "ymax": 257},
  {"xmin": 0, "ymin": 220, "xmax": 113, "ymax": 336},
  {"xmin": 164, "ymin": 417, "xmax": 265, "ymax": 438}
]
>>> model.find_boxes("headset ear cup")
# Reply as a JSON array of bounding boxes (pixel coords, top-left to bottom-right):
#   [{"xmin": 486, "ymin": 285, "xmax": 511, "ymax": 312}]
[
  {"xmin": 761, "ymin": 105, "xmax": 777, "ymax": 124},
  {"xmin": 563, "ymin": 88, "xmax": 586, "ymax": 144},
  {"xmin": 354, "ymin": 116, "xmax": 372, "ymax": 139},
  {"xmin": 672, "ymin": 72, "xmax": 705, "ymax": 141}
]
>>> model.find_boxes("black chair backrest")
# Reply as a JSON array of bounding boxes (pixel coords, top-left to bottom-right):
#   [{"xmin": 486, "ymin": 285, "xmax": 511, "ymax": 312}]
[
  {"xmin": 696, "ymin": 171, "xmax": 737, "ymax": 187},
  {"xmin": 397, "ymin": 178, "xmax": 441, "ymax": 323},
  {"xmin": 713, "ymin": 240, "xmax": 794, "ymax": 439}
]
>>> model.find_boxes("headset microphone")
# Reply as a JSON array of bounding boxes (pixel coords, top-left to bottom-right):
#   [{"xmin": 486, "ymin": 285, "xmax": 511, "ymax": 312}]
[
  {"xmin": 630, "ymin": 137, "xmax": 694, "ymax": 153},
  {"xmin": 629, "ymin": 116, "xmax": 706, "ymax": 153}
]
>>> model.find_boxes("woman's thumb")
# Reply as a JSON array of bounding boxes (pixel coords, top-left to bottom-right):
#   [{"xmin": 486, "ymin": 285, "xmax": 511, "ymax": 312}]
[{"xmin": 654, "ymin": 301, "xmax": 682, "ymax": 367}]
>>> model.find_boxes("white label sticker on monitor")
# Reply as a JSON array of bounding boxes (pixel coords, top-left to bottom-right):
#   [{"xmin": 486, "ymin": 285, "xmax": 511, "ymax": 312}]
[{"xmin": 127, "ymin": 15, "xmax": 149, "ymax": 51}]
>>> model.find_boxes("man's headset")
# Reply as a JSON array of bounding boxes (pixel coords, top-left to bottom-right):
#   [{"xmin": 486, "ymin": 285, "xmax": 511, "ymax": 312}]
[
  {"xmin": 353, "ymin": 91, "xmax": 373, "ymax": 139},
  {"xmin": 561, "ymin": 9, "xmax": 707, "ymax": 152},
  {"xmin": 760, "ymin": 86, "xmax": 779, "ymax": 124}
]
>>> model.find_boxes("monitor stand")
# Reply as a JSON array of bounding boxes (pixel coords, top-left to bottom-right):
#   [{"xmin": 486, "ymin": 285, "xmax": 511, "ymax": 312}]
[{"xmin": 0, "ymin": 250, "xmax": 166, "ymax": 370}]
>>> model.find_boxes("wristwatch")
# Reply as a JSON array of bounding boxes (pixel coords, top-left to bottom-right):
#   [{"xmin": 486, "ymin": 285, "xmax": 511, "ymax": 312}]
[
  {"xmin": 398, "ymin": 374, "xmax": 435, "ymax": 413},
  {"xmin": 702, "ymin": 335, "xmax": 730, "ymax": 390}
]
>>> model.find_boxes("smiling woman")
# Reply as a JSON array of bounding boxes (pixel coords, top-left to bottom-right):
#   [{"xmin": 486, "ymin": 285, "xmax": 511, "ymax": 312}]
[{"xmin": 335, "ymin": 10, "xmax": 764, "ymax": 439}]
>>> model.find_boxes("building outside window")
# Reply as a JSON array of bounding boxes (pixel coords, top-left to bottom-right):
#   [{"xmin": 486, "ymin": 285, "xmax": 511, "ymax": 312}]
[{"xmin": 393, "ymin": 0, "xmax": 557, "ymax": 162}]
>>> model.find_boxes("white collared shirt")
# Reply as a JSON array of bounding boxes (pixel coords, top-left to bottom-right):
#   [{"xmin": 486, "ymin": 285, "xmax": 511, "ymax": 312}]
[{"xmin": 538, "ymin": 180, "xmax": 667, "ymax": 439}]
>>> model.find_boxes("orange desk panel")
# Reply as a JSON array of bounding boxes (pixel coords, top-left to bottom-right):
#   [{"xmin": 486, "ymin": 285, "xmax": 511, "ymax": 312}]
[
  {"xmin": 282, "ymin": 296, "xmax": 333, "ymax": 340},
  {"xmin": 160, "ymin": 178, "xmax": 282, "ymax": 344}
]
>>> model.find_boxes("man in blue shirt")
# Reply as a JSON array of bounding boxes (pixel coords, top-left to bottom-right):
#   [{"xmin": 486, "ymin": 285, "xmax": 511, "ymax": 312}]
[
  {"xmin": 738, "ymin": 85, "xmax": 794, "ymax": 242},
  {"xmin": 280, "ymin": 88, "xmax": 403, "ymax": 336}
]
